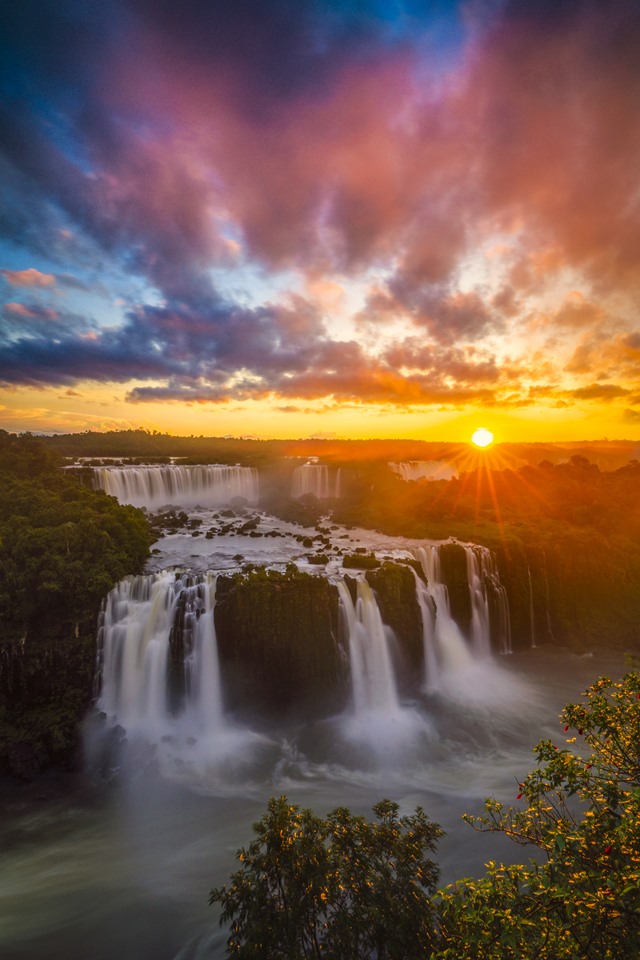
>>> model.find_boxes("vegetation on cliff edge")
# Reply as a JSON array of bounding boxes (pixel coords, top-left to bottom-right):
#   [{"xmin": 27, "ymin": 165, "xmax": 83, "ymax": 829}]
[{"xmin": 0, "ymin": 431, "xmax": 154, "ymax": 777}]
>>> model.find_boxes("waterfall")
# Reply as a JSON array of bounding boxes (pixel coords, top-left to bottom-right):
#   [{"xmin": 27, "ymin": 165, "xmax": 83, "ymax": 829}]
[
  {"xmin": 97, "ymin": 571, "xmax": 225, "ymax": 738},
  {"xmin": 291, "ymin": 463, "xmax": 340, "ymax": 499},
  {"xmin": 412, "ymin": 544, "xmax": 519, "ymax": 710},
  {"xmin": 411, "ymin": 571, "xmax": 439, "ymax": 694},
  {"xmin": 186, "ymin": 575, "xmax": 225, "ymax": 732},
  {"xmin": 419, "ymin": 543, "xmax": 511, "ymax": 657},
  {"xmin": 464, "ymin": 546, "xmax": 492, "ymax": 656},
  {"xmin": 336, "ymin": 579, "xmax": 401, "ymax": 715},
  {"xmin": 527, "ymin": 564, "xmax": 536, "ymax": 648},
  {"xmin": 412, "ymin": 546, "xmax": 474, "ymax": 692},
  {"xmin": 388, "ymin": 461, "xmax": 457, "ymax": 482},
  {"xmin": 93, "ymin": 464, "xmax": 260, "ymax": 508},
  {"xmin": 93, "ymin": 532, "xmax": 513, "ymax": 755},
  {"xmin": 481, "ymin": 550, "xmax": 512, "ymax": 654},
  {"xmin": 335, "ymin": 467, "xmax": 342, "ymax": 499}
]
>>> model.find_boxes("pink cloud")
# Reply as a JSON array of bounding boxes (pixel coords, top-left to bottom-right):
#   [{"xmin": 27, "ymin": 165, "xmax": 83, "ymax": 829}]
[
  {"xmin": 4, "ymin": 302, "xmax": 59, "ymax": 320},
  {"xmin": 1, "ymin": 268, "xmax": 56, "ymax": 287}
]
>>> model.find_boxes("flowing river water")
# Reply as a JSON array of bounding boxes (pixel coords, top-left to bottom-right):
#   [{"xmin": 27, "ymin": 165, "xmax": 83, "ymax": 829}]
[
  {"xmin": 1, "ymin": 652, "xmax": 625, "ymax": 960},
  {"xmin": 0, "ymin": 464, "xmax": 628, "ymax": 959}
]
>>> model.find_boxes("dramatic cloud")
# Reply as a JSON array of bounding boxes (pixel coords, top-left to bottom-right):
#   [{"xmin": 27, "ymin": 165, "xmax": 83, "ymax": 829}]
[{"xmin": 1, "ymin": 0, "xmax": 639, "ymax": 435}]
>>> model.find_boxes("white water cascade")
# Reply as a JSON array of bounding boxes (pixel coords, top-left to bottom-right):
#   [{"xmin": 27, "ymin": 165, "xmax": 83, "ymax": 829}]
[
  {"xmin": 291, "ymin": 463, "xmax": 341, "ymax": 499},
  {"xmin": 94, "ymin": 464, "xmax": 260, "ymax": 508},
  {"xmin": 336, "ymin": 578, "xmax": 401, "ymax": 716},
  {"xmin": 412, "ymin": 546, "xmax": 474, "ymax": 693},
  {"xmin": 412, "ymin": 543, "xmax": 519, "ymax": 709},
  {"xmin": 476, "ymin": 548, "xmax": 512, "ymax": 654},
  {"xmin": 97, "ymin": 571, "xmax": 225, "ymax": 739},
  {"xmin": 388, "ymin": 460, "xmax": 458, "ymax": 482},
  {"xmin": 464, "ymin": 546, "xmax": 492, "ymax": 657}
]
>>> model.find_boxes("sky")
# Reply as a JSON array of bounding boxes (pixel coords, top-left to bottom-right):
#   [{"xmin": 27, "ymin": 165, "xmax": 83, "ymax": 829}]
[{"xmin": 0, "ymin": 0, "xmax": 639, "ymax": 442}]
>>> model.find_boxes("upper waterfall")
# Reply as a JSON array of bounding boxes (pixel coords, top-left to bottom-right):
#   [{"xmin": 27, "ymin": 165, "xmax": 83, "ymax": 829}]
[
  {"xmin": 291, "ymin": 463, "xmax": 341, "ymax": 498},
  {"xmin": 93, "ymin": 464, "xmax": 260, "ymax": 508},
  {"xmin": 389, "ymin": 461, "xmax": 457, "ymax": 482}
]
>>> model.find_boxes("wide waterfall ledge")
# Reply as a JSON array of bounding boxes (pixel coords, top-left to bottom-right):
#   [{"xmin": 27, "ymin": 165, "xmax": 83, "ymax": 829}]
[
  {"xmin": 83, "ymin": 459, "xmax": 528, "ymax": 791},
  {"xmin": 93, "ymin": 463, "xmax": 260, "ymax": 509},
  {"xmin": 88, "ymin": 475, "xmax": 525, "ymax": 788}
]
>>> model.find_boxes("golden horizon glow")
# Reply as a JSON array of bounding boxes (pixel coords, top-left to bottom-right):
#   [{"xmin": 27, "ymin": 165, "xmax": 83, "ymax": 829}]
[
  {"xmin": 0, "ymin": 382, "xmax": 638, "ymax": 442},
  {"xmin": 471, "ymin": 428, "xmax": 494, "ymax": 448}
]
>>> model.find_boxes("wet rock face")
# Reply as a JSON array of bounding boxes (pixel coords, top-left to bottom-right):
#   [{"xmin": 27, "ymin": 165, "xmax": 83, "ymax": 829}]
[
  {"xmin": 214, "ymin": 569, "xmax": 345, "ymax": 717},
  {"xmin": 439, "ymin": 542, "xmax": 472, "ymax": 634}
]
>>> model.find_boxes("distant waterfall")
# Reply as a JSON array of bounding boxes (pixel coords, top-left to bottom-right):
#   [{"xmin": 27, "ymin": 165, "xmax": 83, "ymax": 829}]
[
  {"xmin": 291, "ymin": 463, "xmax": 340, "ymax": 499},
  {"xmin": 94, "ymin": 464, "xmax": 259, "ymax": 508},
  {"xmin": 337, "ymin": 579, "xmax": 400, "ymax": 715},
  {"xmin": 97, "ymin": 572, "xmax": 225, "ymax": 738},
  {"xmin": 527, "ymin": 565, "xmax": 536, "ymax": 648},
  {"xmin": 388, "ymin": 461, "xmax": 457, "ymax": 482}
]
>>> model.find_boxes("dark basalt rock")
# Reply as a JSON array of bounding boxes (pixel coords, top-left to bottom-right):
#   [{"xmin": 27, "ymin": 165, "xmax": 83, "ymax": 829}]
[{"xmin": 439, "ymin": 542, "xmax": 472, "ymax": 635}]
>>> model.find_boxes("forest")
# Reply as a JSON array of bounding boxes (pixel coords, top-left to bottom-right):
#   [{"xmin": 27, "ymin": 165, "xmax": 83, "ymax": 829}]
[{"xmin": 0, "ymin": 430, "xmax": 153, "ymax": 777}]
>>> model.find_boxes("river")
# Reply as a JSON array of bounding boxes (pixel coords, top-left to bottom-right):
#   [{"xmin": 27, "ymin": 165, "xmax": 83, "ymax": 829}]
[{"xmin": 0, "ymin": 648, "xmax": 624, "ymax": 960}]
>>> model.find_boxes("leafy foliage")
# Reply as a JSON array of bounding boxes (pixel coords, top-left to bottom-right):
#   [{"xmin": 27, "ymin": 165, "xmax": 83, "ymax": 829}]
[
  {"xmin": 0, "ymin": 431, "xmax": 154, "ymax": 774},
  {"xmin": 0, "ymin": 431, "xmax": 152, "ymax": 631},
  {"xmin": 210, "ymin": 797, "xmax": 443, "ymax": 959},
  {"xmin": 212, "ymin": 673, "xmax": 640, "ymax": 959},
  {"xmin": 437, "ymin": 670, "xmax": 640, "ymax": 959}
]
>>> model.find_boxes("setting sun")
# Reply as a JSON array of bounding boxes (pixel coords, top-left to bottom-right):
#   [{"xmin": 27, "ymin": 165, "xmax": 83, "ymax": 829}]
[{"xmin": 471, "ymin": 428, "xmax": 494, "ymax": 448}]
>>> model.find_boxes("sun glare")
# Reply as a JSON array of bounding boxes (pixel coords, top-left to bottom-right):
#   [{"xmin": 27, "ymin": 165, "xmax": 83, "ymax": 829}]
[{"xmin": 471, "ymin": 427, "xmax": 494, "ymax": 448}]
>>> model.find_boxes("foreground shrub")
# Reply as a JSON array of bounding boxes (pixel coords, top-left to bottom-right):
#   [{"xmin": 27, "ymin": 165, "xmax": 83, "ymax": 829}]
[
  {"xmin": 210, "ymin": 797, "xmax": 443, "ymax": 959},
  {"xmin": 211, "ymin": 672, "xmax": 640, "ymax": 959},
  {"xmin": 437, "ymin": 671, "xmax": 640, "ymax": 959}
]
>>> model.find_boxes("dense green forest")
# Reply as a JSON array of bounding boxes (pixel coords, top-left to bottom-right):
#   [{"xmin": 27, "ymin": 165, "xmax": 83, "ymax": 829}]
[
  {"xmin": 0, "ymin": 431, "xmax": 153, "ymax": 777},
  {"xmin": 260, "ymin": 454, "xmax": 640, "ymax": 654},
  {"xmin": 40, "ymin": 427, "xmax": 640, "ymax": 472}
]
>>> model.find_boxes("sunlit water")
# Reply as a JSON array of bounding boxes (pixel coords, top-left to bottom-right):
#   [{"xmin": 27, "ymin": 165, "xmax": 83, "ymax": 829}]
[{"xmin": 0, "ymin": 649, "xmax": 625, "ymax": 960}]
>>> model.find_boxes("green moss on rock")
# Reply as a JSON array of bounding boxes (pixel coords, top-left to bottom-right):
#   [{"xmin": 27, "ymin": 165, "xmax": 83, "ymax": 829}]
[{"xmin": 214, "ymin": 567, "xmax": 345, "ymax": 716}]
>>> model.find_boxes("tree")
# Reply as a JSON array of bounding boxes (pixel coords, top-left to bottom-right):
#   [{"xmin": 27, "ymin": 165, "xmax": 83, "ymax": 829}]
[
  {"xmin": 211, "ymin": 673, "xmax": 640, "ymax": 959},
  {"xmin": 436, "ymin": 670, "xmax": 640, "ymax": 959},
  {"xmin": 210, "ymin": 797, "xmax": 443, "ymax": 959}
]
